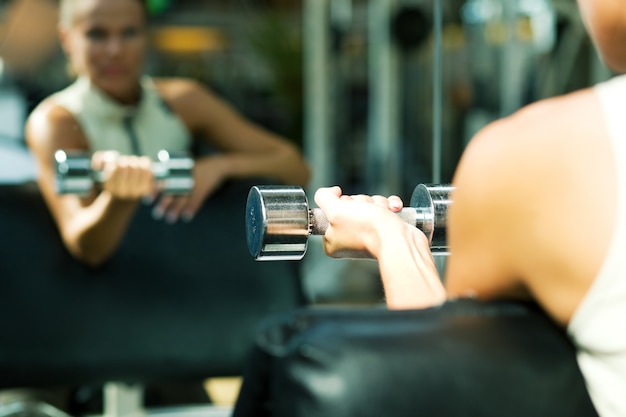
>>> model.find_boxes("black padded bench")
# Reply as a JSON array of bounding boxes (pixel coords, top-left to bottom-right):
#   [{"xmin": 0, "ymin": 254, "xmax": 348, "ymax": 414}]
[
  {"xmin": 233, "ymin": 299, "xmax": 599, "ymax": 417},
  {"xmin": 0, "ymin": 179, "xmax": 306, "ymax": 414}
]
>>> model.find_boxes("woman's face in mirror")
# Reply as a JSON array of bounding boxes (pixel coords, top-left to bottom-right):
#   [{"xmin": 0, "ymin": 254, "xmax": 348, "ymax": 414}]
[{"xmin": 60, "ymin": 0, "xmax": 148, "ymax": 102}]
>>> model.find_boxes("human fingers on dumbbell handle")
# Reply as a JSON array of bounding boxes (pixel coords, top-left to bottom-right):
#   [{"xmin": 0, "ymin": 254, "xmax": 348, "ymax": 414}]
[
  {"xmin": 91, "ymin": 150, "xmax": 121, "ymax": 171},
  {"xmin": 314, "ymin": 186, "xmax": 343, "ymax": 215},
  {"xmin": 346, "ymin": 194, "xmax": 403, "ymax": 212},
  {"xmin": 387, "ymin": 195, "xmax": 403, "ymax": 212},
  {"xmin": 315, "ymin": 187, "xmax": 383, "ymax": 251},
  {"xmin": 315, "ymin": 187, "xmax": 392, "ymax": 218},
  {"xmin": 102, "ymin": 155, "xmax": 154, "ymax": 200}
]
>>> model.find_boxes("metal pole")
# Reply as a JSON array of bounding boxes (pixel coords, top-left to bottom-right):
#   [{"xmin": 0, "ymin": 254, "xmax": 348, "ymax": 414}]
[
  {"xmin": 303, "ymin": 0, "xmax": 340, "ymax": 302},
  {"xmin": 432, "ymin": 0, "xmax": 442, "ymax": 184},
  {"xmin": 304, "ymin": 0, "xmax": 332, "ymax": 192},
  {"xmin": 367, "ymin": 0, "xmax": 400, "ymax": 195},
  {"xmin": 499, "ymin": 1, "xmax": 523, "ymax": 117}
]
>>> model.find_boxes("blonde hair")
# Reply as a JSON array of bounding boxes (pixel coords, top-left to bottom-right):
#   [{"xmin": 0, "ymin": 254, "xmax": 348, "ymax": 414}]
[
  {"xmin": 58, "ymin": 0, "xmax": 75, "ymax": 29},
  {"xmin": 58, "ymin": 0, "xmax": 148, "ymax": 29}
]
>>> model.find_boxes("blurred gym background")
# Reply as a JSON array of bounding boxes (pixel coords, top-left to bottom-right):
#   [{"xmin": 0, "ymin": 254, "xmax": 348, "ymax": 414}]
[{"xmin": 0, "ymin": 0, "xmax": 614, "ymax": 304}]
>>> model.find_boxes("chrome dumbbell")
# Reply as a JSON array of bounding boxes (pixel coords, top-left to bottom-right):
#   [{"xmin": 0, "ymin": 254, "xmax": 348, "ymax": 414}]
[
  {"xmin": 245, "ymin": 184, "xmax": 453, "ymax": 261},
  {"xmin": 54, "ymin": 149, "xmax": 195, "ymax": 196}
]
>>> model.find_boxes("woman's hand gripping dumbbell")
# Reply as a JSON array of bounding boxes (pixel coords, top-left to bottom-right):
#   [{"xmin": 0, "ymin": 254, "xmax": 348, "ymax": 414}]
[
  {"xmin": 54, "ymin": 149, "xmax": 194, "ymax": 197},
  {"xmin": 245, "ymin": 184, "xmax": 453, "ymax": 261}
]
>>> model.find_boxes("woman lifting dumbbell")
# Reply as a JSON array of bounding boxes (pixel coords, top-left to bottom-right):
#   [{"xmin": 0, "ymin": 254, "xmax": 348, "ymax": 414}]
[
  {"xmin": 312, "ymin": 1, "xmax": 626, "ymax": 416},
  {"xmin": 25, "ymin": 0, "xmax": 310, "ymax": 267}
]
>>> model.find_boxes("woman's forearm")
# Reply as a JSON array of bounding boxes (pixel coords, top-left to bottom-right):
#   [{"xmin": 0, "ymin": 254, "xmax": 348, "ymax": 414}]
[
  {"xmin": 62, "ymin": 192, "xmax": 139, "ymax": 267},
  {"xmin": 213, "ymin": 144, "xmax": 310, "ymax": 187},
  {"xmin": 374, "ymin": 222, "xmax": 447, "ymax": 309}
]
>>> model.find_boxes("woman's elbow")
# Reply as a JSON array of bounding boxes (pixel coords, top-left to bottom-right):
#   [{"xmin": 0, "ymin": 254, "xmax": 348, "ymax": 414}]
[
  {"xmin": 77, "ymin": 252, "xmax": 110, "ymax": 269},
  {"xmin": 71, "ymin": 248, "xmax": 111, "ymax": 268},
  {"xmin": 295, "ymin": 159, "xmax": 312, "ymax": 187},
  {"xmin": 64, "ymin": 237, "xmax": 113, "ymax": 269},
  {"xmin": 283, "ymin": 145, "xmax": 311, "ymax": 187}
]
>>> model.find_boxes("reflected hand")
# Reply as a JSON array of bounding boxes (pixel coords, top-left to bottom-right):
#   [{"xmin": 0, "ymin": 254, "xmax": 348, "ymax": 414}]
[
  {"xmin": 92, "ymin": 151, "xmax": 155, "ymax": 200},
  {"xmin": 151, "ymin": 155, "xmax": 227, "ymax": 223}
]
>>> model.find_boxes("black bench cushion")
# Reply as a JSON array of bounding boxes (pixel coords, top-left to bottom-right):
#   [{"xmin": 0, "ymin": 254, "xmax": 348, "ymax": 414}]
[
  {"xmin": 234, "ymin": 299, "xmax": 598, "ymax": 417},
  {"xmin": 0, "ymin": 179, "xmax": 305, "ymax": 388}
]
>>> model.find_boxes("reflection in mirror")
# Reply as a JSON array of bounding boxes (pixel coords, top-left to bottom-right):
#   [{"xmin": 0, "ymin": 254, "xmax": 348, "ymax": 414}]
[
  {"xmin": 0, "ymin": 0, "xmax": 612, "ymax": 190},
  {"xmin": 0, "ymin": 0, "xmax": 307, "ymax": 184}
]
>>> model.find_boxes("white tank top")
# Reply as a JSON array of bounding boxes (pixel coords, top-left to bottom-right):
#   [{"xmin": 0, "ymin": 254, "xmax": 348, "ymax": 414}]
[
  {"xmin": 567, "ymin": 74, "xmax": 626, "ymax": 417},
  {"xmin": 50, "ymin": 76, "xmax": 191, "ymax": 159}
]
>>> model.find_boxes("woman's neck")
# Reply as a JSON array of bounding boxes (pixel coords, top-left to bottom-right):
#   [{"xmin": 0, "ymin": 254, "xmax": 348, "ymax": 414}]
[
  {"xmin": 83, "ymin": 76, "xmax": 143, "ymax": 106},
  {"xmin": 109, "ymin": 85, "xmax": 142, "ymax": 106}
]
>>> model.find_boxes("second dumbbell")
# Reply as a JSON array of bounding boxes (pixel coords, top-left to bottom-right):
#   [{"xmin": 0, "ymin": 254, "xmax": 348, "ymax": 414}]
[
  {"xmin": 246, "ymin": 184, "xmax": 453, "ymax": 261},
  {"xmin": 54, "ymin": 149, "xmax": 195, "ymax": 196}
]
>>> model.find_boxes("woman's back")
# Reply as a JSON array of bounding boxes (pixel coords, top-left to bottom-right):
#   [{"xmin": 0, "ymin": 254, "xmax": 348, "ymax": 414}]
[{"xmin": 445, "ymin": 83, "xmax": 618, "ymax": 325}]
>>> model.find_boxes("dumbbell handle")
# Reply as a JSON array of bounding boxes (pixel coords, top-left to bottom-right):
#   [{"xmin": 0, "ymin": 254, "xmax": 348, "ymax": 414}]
[
  {"xmin": 307, "ymin": 207, "xmax": 437, "ymax": 259},
  {"xmin": 308, "ymin": 207, "xmax": 429, "ymax": 235},
  {"xmin": 54, "ymin": 149, "xmax": 194, "ymax": 196},
  {"xmin": 88, "ymin": 157, "xmax": 172, "ymax": 182}
]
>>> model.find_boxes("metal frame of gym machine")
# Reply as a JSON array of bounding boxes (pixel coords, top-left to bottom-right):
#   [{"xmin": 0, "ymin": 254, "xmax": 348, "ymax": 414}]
[{"xmin": 302, "ymin": 0, "xmax": 447, "ymax": 295}]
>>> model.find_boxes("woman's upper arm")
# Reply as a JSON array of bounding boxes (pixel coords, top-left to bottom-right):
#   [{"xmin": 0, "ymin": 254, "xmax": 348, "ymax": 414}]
[
  {"xmin": 25, "ymin": 101, "xmax": 90, "ymax": 226},
  {"xmin": 444, "ymin": 119, "xmax": 529, "ymax": 300},
  {"xmin": 157, "ymin": 78, "xmax": 297, "ymax": 153}
]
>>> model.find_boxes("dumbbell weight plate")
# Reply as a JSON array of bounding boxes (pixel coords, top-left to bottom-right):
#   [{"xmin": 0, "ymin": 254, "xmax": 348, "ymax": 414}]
[
  {"xmin": 154, "ymin": 150, "xmax": 195, "ymax": 195},
  {"xmin": 54, "ymin": 150, "xmax": 95, "ymax": 196},
  {"xmin": 410, "ymin": 184, "xmax": 452, "ymax": 254},
  {"xmin": 246, "ymin": 186, "xmax": 311, "ymax": 261}
]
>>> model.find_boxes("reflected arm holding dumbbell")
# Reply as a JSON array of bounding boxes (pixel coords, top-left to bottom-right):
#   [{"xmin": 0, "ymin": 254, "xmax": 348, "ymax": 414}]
[{"xmin": 25, "ymin": 104, "xmax": 158, "ymax": 267}]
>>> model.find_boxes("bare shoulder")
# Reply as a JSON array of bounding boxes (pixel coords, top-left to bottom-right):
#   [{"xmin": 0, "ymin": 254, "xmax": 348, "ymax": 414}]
[
  {"xmin": 447, "ymin": 87, "xmax": 612, "ymax": 320},
  {"xmin": 152, "ymin": 77, "xmax": 227, "ymax": 125},
  {"xmin": 454, "ymin": 87, "xmax": 601, "ymax": 202},
  {"xmin": 152, "ymin": 77, "xmax": 213, "ymax": 106},
  {"xmin": 153, "ymin": 77, "xmax": 197, "ymax": 94},
  {"xmin": 26, "ymin": 98, "xmax": 88, "ymax": 155},
  {"xmin": 152, "ymin": 77, "xmax": 242, "ymax": 133}
]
